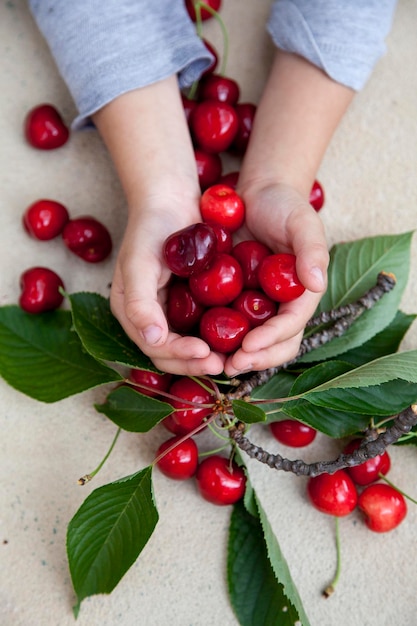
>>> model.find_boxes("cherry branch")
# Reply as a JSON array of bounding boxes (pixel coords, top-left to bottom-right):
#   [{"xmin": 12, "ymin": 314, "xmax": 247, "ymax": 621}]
[{"xmin": 229, "ymin": 404, "xmax": 417, "ymax": 477}]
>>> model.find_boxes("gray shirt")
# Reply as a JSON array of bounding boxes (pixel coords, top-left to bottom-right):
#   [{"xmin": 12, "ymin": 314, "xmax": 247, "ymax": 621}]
[{"xmin": 28, "ymin": 0, "xmax": 397, "ymax": 129}]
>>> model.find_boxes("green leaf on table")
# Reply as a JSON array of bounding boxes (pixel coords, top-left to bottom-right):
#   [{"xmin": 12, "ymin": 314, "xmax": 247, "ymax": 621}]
[
  {"xmin": 228, "ymin": 487, "xmax": 310, "ymax": 626},
  {"xmin": 0, "ymin": 306, "xmax": 122, "ymax": 402},
  {"xmin": 95, "ymin": 385, "xmax": 173, "ymax": 431},
  {"xmin": 232, "ymin": 399, "xmax": 266, "ymax": 424},
  {"xmin": 300, "ymin": 231, "xmax": 414, "ymax": 362},
  {"xmin": 67, "ymin": 466, "xmax": 158, "ymax": 617},
  {"xmin": 338, "ymin": 310, "xmax": 416, "ymax": 366},
  {"xmin": 68, "ymin": 292, "xmax": 155, "ymax": 369}
]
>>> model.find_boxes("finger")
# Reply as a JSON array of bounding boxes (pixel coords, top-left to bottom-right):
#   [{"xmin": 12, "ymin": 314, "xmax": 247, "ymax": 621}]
[
  {"xmin": 224, "ymin": 332, "xmax": 303, "ymax": 377},
  {"xmin": 151, "ymin": 352, "xmax": 226, "ymax": 377}
]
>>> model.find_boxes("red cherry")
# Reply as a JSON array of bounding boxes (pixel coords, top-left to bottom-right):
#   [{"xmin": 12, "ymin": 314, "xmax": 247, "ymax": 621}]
[
  {"xmin": 258, "ymin": 253, "xmax": 305, "ymax": 303},
  {"xmin": 198, "ymin": 74, "xmax": 240, "ymax": 106},
  {"xmin": 166, "ymin": 280, "xmax": 206, "ymax": 333},
  {"xmin": 62, "ymin": 216, "xmax": 112, "ymax": 263},
  {"xmin": 128, "ymin": 368, "xmax": 172, "ymax": 398},
  {"xmin": 206, "ymin": 222, "xmax": 233, "ymax": 253},
  {"xmin": 309, "ymin": 180, "xmax": 325, "ymax": 212},
  {"xmin": 191, "ymin": 100, "xmax": 238, "ymax": 153},
  {"xmin": 202, "ymin": 39, "xmax": 218, "ymax": 75},
  {"xmin": 343, "ymin": 439, "xmax": 391, "ymax": 486},
  {"xmin": 168, "ymin": 377, "xmax": 215, "ymax": 435},
  {"xmin": 19, "ymin": 266, "xmax": 65, "ymax": 314},
  {"xmin": 199, "ymin": 306, "xmax": 250, "ymax": 353},
  {"xmin": 358, "ymin": 483, "xmax": 407, "ymax": 532},
  {"xmin": 200, "ymin": 184, "xmax": 245, "ymax": 232},
  {"xmin": 232, "ymin": 239, "xmax": 272, "ymax": 289},
  {"xmin": 217, "ymin": 171, "xmax": 239, "ymax": 189},
  {"xmin": 196, "ymin": 455, "xmax": 246, "ymax": 505},
  {"xmin": 24, "ymin": 103, "xmax": 69, "ymax": 150},
  {"xmin": 194, "ymin": 149, "xmax": 222, "ymax": 190},
  {"xmin": 22, "ymin": 199, "xmax": 69, "ymax": 240},
  {"xmin": 189, "ymin": 252, "xmax": 244, "ymax": 307},
  {"xmin": 163, "ymin": 222, "xmax": 217, "ymax": 278},
  {"xmin": 156, "ymin": 435, "xmax": 199, "ymax": 480},
  {"xmin": 307, "ymin": 470, "xmax": 358, "ymax": 517},
  {"xmin": 230, "ymin": 102, "xmax": 257, "ymax": 155},
  {"xmin": 232, "ymin": 290, "xmax": 277, "ymax": 328},
  {"xmin": 182, "ymin": 95, "xmax": 197, "ymax": 125},
  {"xmin": 185, "ymin": 0, "xmax": 221, "ymax": 21},
  {"xmin": 270, "ymin": 419, "xmax": 316, "ymax": 447}
]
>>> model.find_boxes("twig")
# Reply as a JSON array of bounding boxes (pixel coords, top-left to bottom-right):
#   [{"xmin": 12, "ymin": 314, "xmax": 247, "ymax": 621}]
[{"xmin": 229, "ymin": 404, "xmax": 417, "ymax": 477}]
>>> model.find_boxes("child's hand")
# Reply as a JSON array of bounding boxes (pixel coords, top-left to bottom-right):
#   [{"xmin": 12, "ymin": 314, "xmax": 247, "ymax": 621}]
[{"xmin": 223, "ymin": 182, "xmax": 328, "ymax": 377}]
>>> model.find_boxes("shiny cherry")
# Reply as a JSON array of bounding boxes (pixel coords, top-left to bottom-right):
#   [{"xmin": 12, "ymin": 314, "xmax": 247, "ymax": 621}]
[
  {"xmin": 166, "ymin": 280, "xmax": 206, "ymax": 333},
  {"xmin": 155, "ymin": 435, "xmax": 199, "ymax": 480},
  {"xmin": 307, "ymin": 470, "xmax": 358, "ymax": 517},
  {"xmin": 343, "ymin": 439, "xmax": 391, "ymax": 486},
  {"xmin": 24, "ymin": 103, "xmax": 69, "ymax": 150},
  {"xmin": 196, "ymin": 455, "xmax": 246, "ymax": 505},
  {"xmin": 23, "ymin": 199, "xmax": 69, "ymax": 240},
  {"xmin": 167, "ymin": 377, "xmax": 215, "ymax": 435},
  {"xmin": 199, "ymin": 306, "xmax": 250, "ymax": 353},
  {"xmin": 189, "ymin": 252, "xmax": 244, "ymax": 306},
  {"xmin": 258, "ymin": 253, "xmax": 305, "ymax": 302},
  {"xmin": 230, "ymin": 102, "xmax": 257, "ymax": 154},
  {"xmin": 191, "ymin": 100, "xmax": 238, "ymax": 153},
  {"xmin": 163, "ymin": 222, "xmax": 217, "ymax": 277},
  {"xmin": 232, "ymin": 290, "xmax": 277, "ymax": 328},
  {"xmin": 200, "ymin": 184, "xmax": 245, "ymax": 232},
  {"xmin": 270, "ymin": 419, "xmax": 316, "ymax": 447},
  {"xmin": 62, "ymin": 216, "xmax": 112, "ymax": 263},
  {"xmin": 128, "ymin": 368, "xmax": 172, "ymax": 398},
  {"xmin": 19, "ymin": 266, "xmax": 65, "ymax": 314},
  {"xmin": 206, "ymin": 222, "xmax": 233, "ymax": 253},
  {"xmin": 309, "ymin": 180, "xmax": 325, "ymax": 212},
  {"xmin": 358, "ymin": 483, "xmax": 407, "ymax": 533},
  {"xmin": 232, "ymin": 239, "xmax": 272, "ymax": 288},
  {"xmin": 198, "ymin": 74, "xmax": 240, "ymax": 105},
  {"xmin": 194, "ymin": 149, "xmax": 222, "ymax": 190}
]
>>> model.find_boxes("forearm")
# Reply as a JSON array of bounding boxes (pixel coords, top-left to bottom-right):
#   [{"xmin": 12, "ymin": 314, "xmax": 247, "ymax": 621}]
[
  {"xmin": 239, "ymin": 49, "xmax": 354, "ymax": 197},
  {"xmin": 92, "ymin": 75, "xmax": 200, "ymax": 213}
]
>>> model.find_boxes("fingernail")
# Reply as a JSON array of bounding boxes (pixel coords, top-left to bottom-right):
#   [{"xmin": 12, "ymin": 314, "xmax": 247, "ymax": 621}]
[
  {"xmin": 232, "ymin": 365, "xmax": 254, "ymax": 377},
  {"xmin": 142, "ymin": 324, "xmax": 163, "ymax": 345},
  {"xmin": 310, "ymin": 266, "xmax": 325, "ymax": 289}
]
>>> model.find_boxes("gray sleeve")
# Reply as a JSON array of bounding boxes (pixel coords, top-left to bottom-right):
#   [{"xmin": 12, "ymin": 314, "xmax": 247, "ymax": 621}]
[
  {"xmin": 267, "ymin": 0, "xmax": 397, "ymax": 90},
  {"xmin": 28, "ymin": 0, "xmax": 213, "ymax": 129}
]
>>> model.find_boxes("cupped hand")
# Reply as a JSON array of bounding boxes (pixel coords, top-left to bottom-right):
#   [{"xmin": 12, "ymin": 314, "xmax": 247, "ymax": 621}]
[
  {"xmin": 223, "ymin": 182, "xmax": 329, "ymax": 377},
  {"xmin": 110, "ymin": 195, "xmax": 225, "ymax": 376}
]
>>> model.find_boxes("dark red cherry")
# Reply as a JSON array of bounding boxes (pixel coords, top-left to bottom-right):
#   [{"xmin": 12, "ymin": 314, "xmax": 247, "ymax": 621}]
[
  {"xmin": 23, "ymin": 199, "xmax": 69, "ymax": 240},
  {"xmin": 230, "ymin": 102, "xmax": 257, "ymax": 154},
  {"xmin": 163, "ymin": 222, "xmax": 217, "ymax": 277},
  {"xmin": 62, "ymin": 216, "xmax": 112, "ymax": 263},
  {"xmin": 258, "ymin": 253, "xmax": 305, "ymax": 302},
  {"xmin": 217, "ymin": 171, "xmax": 239, "ymax": 189},
  {"xmin": 189, "ymin": 252, "xmax": 244, "ymax": 306},
  {"xmin": 24, "ymin": 103, "xmax": 69, "ymax": 150},
  {"xmin": 128, "ymin": 368, "xmax": 172, "ymax": 398},
  {"xmin": 166, "ymin": 280, "xmax": 206, "ymax": 333},
  {"xmin": 232, "ymin": 240, "xmax": 272, "ymax": 289},
  {"xmin": 309, "ymin": 180, "xmax": 325, "ymax": 211},
  {"xmin": 19, "ymin": 266, "xmax": 65, "ymax": 314},
  {"xmin": 194, "ymin": 149, "xmax": 222, "ymax": 190},
  {"xmin": 198, "ymin": 74, "xmax": 240, "ymax": 106}
]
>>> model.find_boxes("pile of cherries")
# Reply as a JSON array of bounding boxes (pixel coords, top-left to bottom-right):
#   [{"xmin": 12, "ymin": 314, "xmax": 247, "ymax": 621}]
[
  {"xmin": 19, "ymin": 105, "xmax": 112, "ymax": 314},
  {"xmin": 163, "ymin": 183, "xmax": 305, "ymax": 353}
]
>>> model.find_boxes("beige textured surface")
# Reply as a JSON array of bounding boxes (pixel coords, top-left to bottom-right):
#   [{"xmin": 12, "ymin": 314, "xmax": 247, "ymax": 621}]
[{"xmin": 0, "ymin": 1, "xmax": 416, "ymax": 625}]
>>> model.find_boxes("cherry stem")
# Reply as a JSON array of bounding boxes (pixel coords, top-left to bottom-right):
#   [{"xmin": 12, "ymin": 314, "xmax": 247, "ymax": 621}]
[
  {"xmin": 322, "ymin": 517, "xmax": 342, "ymax": 598},
  {"xmin": 126, "ymin": 377, "xmax": 217, "ymax": 410},
  {"xmin": 198, "ymin": 443, "xmax": 231, "ymax": 458},
  {"xmin": 78, "ymin": 427, "xmax": 121, "ymax": 485},
  {"xmin": 152, "ymin": 413, "xmax": 218, "ymax": 466},
  {"xmin": 198, "ymin": 1, "xmax": 229, "ymax": 76},
  {"xmin": 378, "ymin": 473, "xmax": 417, "ymax": 506}
]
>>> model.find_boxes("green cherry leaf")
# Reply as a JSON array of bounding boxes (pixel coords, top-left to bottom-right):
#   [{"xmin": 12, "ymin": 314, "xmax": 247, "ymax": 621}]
[
  {"xmin": 95, "ymin": 385, "xmax": 173, "ymax": 432},
  {"xmin": 68, "ymin": 292, "xmax": 156, "ymax": 369},
  {"xmin": 301, "ymin": 231, "xmax": 414, "ymax": 362},
  {"xmin": 67, "ymin": 466, "xmax": 158, "ymax": 616},
  {"xmin": 0, "ymin": 306, "xmax": 122, "ymax": 402},
  {"xmin": 228, "ymin": 487, "xmax": 310, "ymax": 626},
  {"xmin": 231, "ymin": 399, "xmax": 267, "ymax": 424}
]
